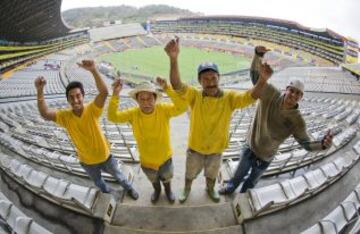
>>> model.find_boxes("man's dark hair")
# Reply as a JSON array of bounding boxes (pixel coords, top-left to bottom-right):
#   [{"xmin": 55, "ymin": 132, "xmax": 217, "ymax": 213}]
[{"xmin": 66, "ymin": 81, "xmax": 85, "ymax": 100}]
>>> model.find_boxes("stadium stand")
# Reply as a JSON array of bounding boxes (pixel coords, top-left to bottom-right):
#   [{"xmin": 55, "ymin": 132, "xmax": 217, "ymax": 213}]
[
  {"xmin": 342, "ymin": 63, "xmax": 360, "ymax": 80},
  {"xmin": 0, "ymin": 98, "xmax": 139, "ymax": 162},
  {"xmin": 0, "ymin": 0, "xmax": 89, "ymax": 75},
  {"xmin": 0, "ymin": 1, "xmax": 359, "ymax": 234},
  {"xmin": 0, "ymin": 191, "xmax": 52, "ymax": 234},
  {"xmin": 150, "ymin": 16, "xmax": 354, "ymax": 65},
  {"xmin": 89, "ymin": 24, "xmax": 147, "ymax": 42},
  {"xmin": 271, "ymin": 67, "xmax": 360, "ymax": 94},
  {"xmin": 0, "ymin": 35, "xmax": 89, "ymax": 75},
  {"xmin": 301, "ymin": 181, "xmax": 360, "ymax": 234}
]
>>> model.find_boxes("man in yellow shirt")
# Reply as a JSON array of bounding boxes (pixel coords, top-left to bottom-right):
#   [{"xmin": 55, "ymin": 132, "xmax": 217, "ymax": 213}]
[
  {"xmin": 164, "ymin": 37, "xmax": 273, "ymax": 203},
  {"xmin": 108, "ymin": 77, "xmax": 187, "ymax": 203},
  {"xmin": 34, "ymin": 60, "xmax": 138, "ymax": 200}
]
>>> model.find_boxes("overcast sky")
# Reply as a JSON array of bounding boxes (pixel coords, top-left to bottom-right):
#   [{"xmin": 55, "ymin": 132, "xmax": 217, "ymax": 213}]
[{"xmin": 61, "ymin": 0, "xmax": 360, "ymax": 44}]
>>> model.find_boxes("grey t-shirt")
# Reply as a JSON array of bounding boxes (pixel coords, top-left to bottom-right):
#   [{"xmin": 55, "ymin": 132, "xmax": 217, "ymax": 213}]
[{"xmin": 248, "ymin": 54, "xmax": 323, "ymax": 161}]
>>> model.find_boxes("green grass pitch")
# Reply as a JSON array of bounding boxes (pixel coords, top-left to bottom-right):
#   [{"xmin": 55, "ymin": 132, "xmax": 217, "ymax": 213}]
[{"xmin": 99, "ymin": 46, "xmax": 251, "ymax": 83}]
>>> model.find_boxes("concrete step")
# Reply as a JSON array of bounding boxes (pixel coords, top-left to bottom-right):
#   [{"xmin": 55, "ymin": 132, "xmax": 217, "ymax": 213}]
[
  {"xmin": 104, "ymin": 225, "xmax": 243, "ymax": 234},
  {"xmin": 107, "ymin": 202, "xmax": 239, "ymax": 233}
]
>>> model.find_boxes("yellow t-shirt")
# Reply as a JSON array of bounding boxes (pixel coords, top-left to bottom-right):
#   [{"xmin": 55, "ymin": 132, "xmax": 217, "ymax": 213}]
[
  {"xmin": 55, "ymin": 101, "xmax": 110, "ymax": 165},
  {"xmin": 178, "ymin": 85, "xmax": 255, "ymax": 155},
  {"xmin": 108, "ymin": 87, "xmax": 187, "ymax": 170}
]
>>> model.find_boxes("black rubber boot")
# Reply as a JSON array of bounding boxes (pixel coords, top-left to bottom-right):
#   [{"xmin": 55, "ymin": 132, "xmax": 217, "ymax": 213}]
[
  {"xmin": 151, "ymin": 180, "xmax": 161, "ymax": 203},
  {"xmin": 163, "ymin": 182, "xmax": 175, "ymax": 204}
]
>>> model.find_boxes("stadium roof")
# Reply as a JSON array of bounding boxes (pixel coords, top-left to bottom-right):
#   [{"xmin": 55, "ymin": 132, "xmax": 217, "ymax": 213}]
[{"xmin": 0, "ymin": 0, "xmax": 71, "ymax": 43}]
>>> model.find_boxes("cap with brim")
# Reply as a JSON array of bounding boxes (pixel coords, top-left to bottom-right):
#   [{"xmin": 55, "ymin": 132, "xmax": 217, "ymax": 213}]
[
  {"xmin": 128, "ymin": 82, "xmax": 162, "ymax": 102},
  {"xmin": 287, "ymin": 79, "xmax": 304, "ymax": 94},
  {"xmin": 197, "ymin": 62, "xmax": 219, "ymax": 75}
]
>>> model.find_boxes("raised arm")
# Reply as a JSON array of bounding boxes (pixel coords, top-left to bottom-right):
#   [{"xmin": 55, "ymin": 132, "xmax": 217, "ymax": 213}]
[
  {"xmin": 77, "ymin": 60, "xmax": 109, "ymax": 108},
  {"xmin": 250, "ymin": 46, "xmax": 270, "ymax": 85},
  {"xmin": 164, "ymin": 37, "xmax": 183, "ymax": 90},
  {"xmin": 34, "ymin": 76, "xmax": 56, "ymax": 121},
  {"xmin": 156, "ymin": 77, "xmax": 188, "ymax": 116},
  {"xmin": 249, "ymin": 62, "xmax": 273, "ymax": 99},
  {"xmin": 108, "ymin": 79, "xmax": 133, "ymax": 123}
]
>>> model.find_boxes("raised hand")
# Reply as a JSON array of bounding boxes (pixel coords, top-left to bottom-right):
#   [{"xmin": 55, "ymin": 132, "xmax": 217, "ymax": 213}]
[
  {"xmin": 77, "ymin": 60, "xmax": 96, "ymax": 72},
  {"xmin": 259, "ymin": 63, "xmax": 273, "ymax": 82},
  {"xmin": 255, "ymin": 46, "xmax": 271, "ymax": 55},
  {"xmin": 156, "ymin": 77, "xmax": 168, "ymax": 90},
  {"xmin": 112, "ymin": 79, "xmax": 123, "ymax": 96},
  {"xmin": 164, "ymin": 36, "xmax": 180, "ymax": 59},
  {"xmin": 34, "ymin": 76, "xmax": 47, "ymax": 92},
  {"xmin": 322, "ymin": 130, "xmax": 333, "ymax": 149}
]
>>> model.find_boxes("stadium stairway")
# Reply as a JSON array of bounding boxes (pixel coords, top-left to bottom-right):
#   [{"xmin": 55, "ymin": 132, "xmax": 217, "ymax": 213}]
[{"xmin": 104, "ymin": 202, "xmax": 243, "ymax": 234}]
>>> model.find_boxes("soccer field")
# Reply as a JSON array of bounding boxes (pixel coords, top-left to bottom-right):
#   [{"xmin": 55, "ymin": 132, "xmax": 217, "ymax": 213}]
[{"xmin": 99, "ymin": 46, "xmax": 251, "ymax": 82}]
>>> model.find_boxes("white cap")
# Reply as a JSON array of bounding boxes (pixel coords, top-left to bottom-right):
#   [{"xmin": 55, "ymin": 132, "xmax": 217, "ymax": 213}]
[{"xmin": 287, "ymin": 79, "xmax": 304, "ymax": 93}]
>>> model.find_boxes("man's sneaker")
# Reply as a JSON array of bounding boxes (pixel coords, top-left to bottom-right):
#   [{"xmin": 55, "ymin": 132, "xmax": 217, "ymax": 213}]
[
  {"xmin": 218, "ymin": 186, "xmax": 234, "ymax": 195},
  {"xmin": 207, "ymin": 188, "xmax": 220, "ymax": 203},
  {"xmin": 178, "ymin": 189, "xmax": 190, "ymax": 203},
  {"xmin": 127, "ymin": 188, "xmax": 139, "ymax": 200}
]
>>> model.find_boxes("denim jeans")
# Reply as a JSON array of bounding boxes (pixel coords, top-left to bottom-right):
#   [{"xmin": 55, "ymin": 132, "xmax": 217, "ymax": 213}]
[
  {"xmin": 227, "ymin": 146, "xmax": 270, "ymax": 193},
  {"xmin": 80, "ymin": 155, "xmax": 132, "ymax": 193}
]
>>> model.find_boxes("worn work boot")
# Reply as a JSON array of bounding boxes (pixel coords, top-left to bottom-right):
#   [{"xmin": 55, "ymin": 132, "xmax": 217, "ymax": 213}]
[
  {"xmin": 151, "ymin": 180, "xmax": 161, "ymax": 203},
  {"xmin": 179, "ymin": 179, "xmax": 192, "ymax": 203},
  {"xmin": 206, "ymin": 178, "xmax": 220, "ymax": 203},
  {"xmin": 163, "ymin": 182, "xmax": 175, "ymax": 204}
]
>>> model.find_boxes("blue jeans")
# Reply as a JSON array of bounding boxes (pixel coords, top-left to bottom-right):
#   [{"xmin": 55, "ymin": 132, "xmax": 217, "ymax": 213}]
[
  {"xmin": 80, "ymin": 155, "xmax": 132, "ymax": 193},
  {"xmin": 227, "ymin": 146, "xmax": 270, "ymax": 193}
]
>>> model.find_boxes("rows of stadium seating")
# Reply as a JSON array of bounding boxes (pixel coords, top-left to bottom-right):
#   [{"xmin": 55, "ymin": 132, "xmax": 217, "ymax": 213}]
[
  {"xmin": 342, "ymin": 63, "xmax": 360, "ymax": 79},
  {"xmin": 89, "ymin": 23, "xmax": 147, "ymax": 42},
  {"xmin": 0, "ymin": 191, "xmax": 52, "ymax": 234},
  {"xmin": 150, "ymin": 17, "xmax": 346, "ymax": 64},
  {"xmin": 0, "ymin": 17, "xmax": 359, "ymax": 232},
  {"xmin": 159, "ymin": 33, "xmax": 316, "ymax": 68},
  {"xmin": 0, "ymin": 77, "xmax": 359, "ymax": 233},
  {"xmin": 21, "ymin": 32, "xmax": 332, "ymax": 93},
  {"xmin": 233, "ymin": 147, "xmax": 359, "ymax": 220},
  {"xmin": 0, "ymin": 70, "xmax": 64, "ymax": 98},
  {"xmin": 0, "ymin": 98, "xmax": 138, "ymax": 162},
  {"xmin": 302, "ymin": 181, "xmax": 360, "ymax": 234},
  {"xmin": 0, "ymin": 34, "xmax": 89, "ymax": 74},
  {"xmin": 272, "ymin": 67, "xmax": 360, "ymax": 94}
]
